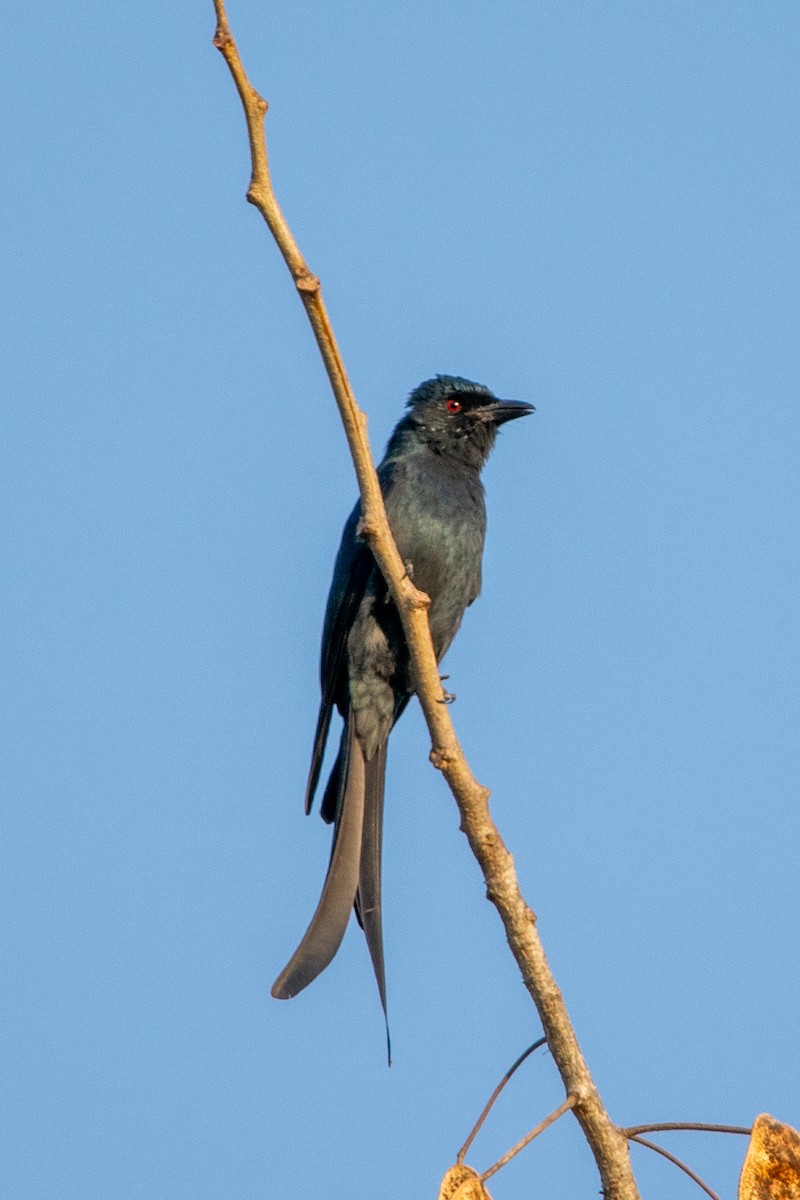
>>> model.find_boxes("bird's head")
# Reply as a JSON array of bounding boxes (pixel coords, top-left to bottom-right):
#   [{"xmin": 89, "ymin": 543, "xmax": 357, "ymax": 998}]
[{"xmin": 395, "ymin": 375, "xmax": 534, "ymax": 469}]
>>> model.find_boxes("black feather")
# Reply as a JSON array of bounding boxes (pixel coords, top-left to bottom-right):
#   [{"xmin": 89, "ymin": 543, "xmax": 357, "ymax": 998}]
[{"xmin": 271, "ymin": 376, "xmax": 534, "ymax": 1055}]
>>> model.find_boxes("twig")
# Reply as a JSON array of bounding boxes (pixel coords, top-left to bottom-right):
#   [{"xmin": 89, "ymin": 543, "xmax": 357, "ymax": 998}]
[
  {"xmin": 212, "ymin": 8, "xmax": 640, "ymax": 1198},
  {"xmin": 627, "ymin": 1134, "xmax": 721, "ymax": 1200},
  {"xmin": 481, "ymin": 1095, "xmax": 576, "ymax": 1182},
  {"xmin": 457, "ymin": 1038, "xmax": 547, "ymax": 1164},
  {"xmin": 624, "ymin": 1122, "xmax": 751, "ymax": 1137}
]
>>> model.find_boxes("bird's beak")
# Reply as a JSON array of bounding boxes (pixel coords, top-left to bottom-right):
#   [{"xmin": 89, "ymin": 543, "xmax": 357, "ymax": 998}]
[{"xmin": 482, "ymin": 399, "xmax": 536, "ymax": 425}]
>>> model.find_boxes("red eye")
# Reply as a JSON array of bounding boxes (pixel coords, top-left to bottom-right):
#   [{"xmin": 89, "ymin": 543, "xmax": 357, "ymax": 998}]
[{"xmin": 445, "ymin": 397, "xmax": 462, "ymax": 414}]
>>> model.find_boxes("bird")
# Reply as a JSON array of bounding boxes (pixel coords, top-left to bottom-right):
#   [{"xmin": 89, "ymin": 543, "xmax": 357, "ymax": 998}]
[{"xmin": 271, "ymin": 375, "xmax": 534, "ymax": 1048}]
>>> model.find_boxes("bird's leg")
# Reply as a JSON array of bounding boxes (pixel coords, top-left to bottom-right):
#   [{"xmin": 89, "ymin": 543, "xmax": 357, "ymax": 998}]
[{"xmin": 438, "ymin": 674, "xmax": 457, "ymax": 704}]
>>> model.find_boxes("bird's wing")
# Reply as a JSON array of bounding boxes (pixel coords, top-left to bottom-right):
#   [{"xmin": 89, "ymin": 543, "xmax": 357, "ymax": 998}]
[
  {"xmin": 304, "ymin": 505, "xmax": 374, "ymax": 814},
  {"xmin": 305, "ymin": 457, "xmax": 405, "ymax": 814}
]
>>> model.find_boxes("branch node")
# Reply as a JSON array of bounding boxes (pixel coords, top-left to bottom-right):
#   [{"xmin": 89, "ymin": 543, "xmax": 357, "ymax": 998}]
[
  {"xmin": 409, "ymin": 587, "xmax": 431, "ymax": 612},
  {"xmin": 355, "ymin": 517, "xmax": 378, "ymax": 543},
  {"xmin": 295, "ymin": 269, "xmax": 320, "ymax": 294},
  {"xmin": 430, "ymin": 746, "xmax": 452, "ymax": 771}
]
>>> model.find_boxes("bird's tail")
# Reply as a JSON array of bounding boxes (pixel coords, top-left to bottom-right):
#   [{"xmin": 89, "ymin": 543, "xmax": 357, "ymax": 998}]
[
  {"xmin": 355, "ymin": 741, "xmax": 389, "ymax": 1060},
  {"xmin": 271, "ymin": 719, "xmax": 365, "ymax": 1000},
  {"xmin": 272, "ymin": 716, "xmax": 391, "ymax": 1060}
]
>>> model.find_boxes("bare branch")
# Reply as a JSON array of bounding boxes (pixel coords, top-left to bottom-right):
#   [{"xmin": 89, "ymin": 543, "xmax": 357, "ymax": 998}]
[
  {"xmin": 212, "ymin": 8, "xmax": 640, "ymax": 1197},
  {"xmin": 457, "ymin": 1038, "xmax": 547, "ymax": 1164},
  {"xmin": 628, "ymin": 1134, "xmax": 721, "ymax": 1200},
  {"xmin": 480, "ymin": 1094, "xmax": 577, "ymax": 1183},
  {"xmin": 624, "ymin": 1122, "xmax": 752, "ymax": 1138}
]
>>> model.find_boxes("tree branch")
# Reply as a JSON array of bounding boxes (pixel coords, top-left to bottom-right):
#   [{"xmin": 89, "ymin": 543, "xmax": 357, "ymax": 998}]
[
  {"xmin": 624, "ymin": 1123, "xmax": 752, "ymax": 1138},
  {"xmin": 481, "ymin": 1094, "xmax": 577, "ymax": 1183},
  {"xmin": 457, "ymin": 1038, "xmax": 547, "ymax": 1165},
  {"xmin": 212, "ymin": 6, "xmax": 639, "ymax": 1196},
  {"xmin": 627, "ymin": 1135, "xmax": 721, "ymax": 1200}
]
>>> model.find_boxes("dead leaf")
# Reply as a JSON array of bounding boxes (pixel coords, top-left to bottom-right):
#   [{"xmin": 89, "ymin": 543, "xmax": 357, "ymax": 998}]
[
  {"xmin": 739, "ymin": 1113, "xmax": 800, "ymax": 1199},
  {"xmin": 438, "ymin": 1164, "xmax": 493, "ymax": 1200}
]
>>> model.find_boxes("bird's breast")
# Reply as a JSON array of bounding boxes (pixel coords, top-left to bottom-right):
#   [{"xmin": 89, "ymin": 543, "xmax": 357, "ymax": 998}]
[{"xmin": 387, "ymin": 462, "xmax": 486, "ymax": 658}]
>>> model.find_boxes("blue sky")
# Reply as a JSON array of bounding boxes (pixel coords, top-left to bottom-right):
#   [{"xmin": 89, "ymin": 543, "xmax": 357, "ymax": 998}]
[{"xmin": 3, "ymin": 3, "xmax": 799, "ymax": 1198}]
